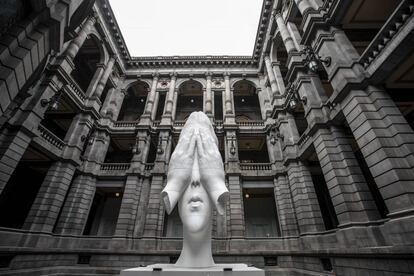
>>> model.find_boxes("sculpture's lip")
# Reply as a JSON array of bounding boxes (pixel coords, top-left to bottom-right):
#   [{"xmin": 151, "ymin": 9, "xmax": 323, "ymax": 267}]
[{"xmin": 188, "ymin": 196, "xmax": 203, "ymax": 204}]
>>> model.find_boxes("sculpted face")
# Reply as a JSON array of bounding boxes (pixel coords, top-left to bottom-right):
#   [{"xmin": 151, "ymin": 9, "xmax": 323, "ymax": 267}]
[
  {"xmin": 178, "ymin": 178, "xmax": 212, "ymax": 234},
  {"xmin": 161, "ymin": 111, "xmax": 228, "ymax": 268}
]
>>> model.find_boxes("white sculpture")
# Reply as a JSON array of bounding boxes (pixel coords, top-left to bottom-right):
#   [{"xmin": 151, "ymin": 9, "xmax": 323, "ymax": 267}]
[
  {"xmin": 161, "ymin": 111, "xmax": 229, "ymax": 268},
  {"xmin": 121, "ymin": 112, "xmax": 264, "ymax": 275}
]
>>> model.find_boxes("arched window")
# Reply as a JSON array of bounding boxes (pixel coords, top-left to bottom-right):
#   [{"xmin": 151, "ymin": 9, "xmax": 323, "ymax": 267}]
[
  {"xmin": 233, "ymin": 80, "xmax": 261, "ymax": 121},
  {"xmin": 176, "ymin": 80, "xmax": 203, "ymax": 120},
  {"xmin": 70, "ymin": 36, "xmax": 102, "ymax": 93},
  {"xmin": 117, "ymin": 81, "xmax": 149, "ymax": 121}
]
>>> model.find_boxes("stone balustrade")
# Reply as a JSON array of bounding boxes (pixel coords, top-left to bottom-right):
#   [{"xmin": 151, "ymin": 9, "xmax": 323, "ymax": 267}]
[
  {"xmin": 100, "ymin": 163, "xmax": 131, "ymax": 171},
  {"xmin": 239, "ymin": 162, "xmax": 272, "ymax": 171},
  {"xmin": 37, "ymin": 124, "xmax": 66, "ymax": 150}
]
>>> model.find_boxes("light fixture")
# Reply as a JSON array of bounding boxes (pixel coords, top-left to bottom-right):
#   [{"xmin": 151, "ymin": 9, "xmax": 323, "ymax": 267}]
[
  {"xmin": 140, "ymin": 98, "xmax": 144, "ymax": 103},
  {"xmin": 241, "ymin": 98, "xmax": 245, "ymax": 103},
  {"xmin": 245, "ymin": 193, "xmax": 250, "ymax": 199},
  {"xmin": 40, "ymin": 89, "xmax": 62, "ymax": 110},
  {"xmin": 302, "ymin": 46, "xmax": 331, "ymax": 73},
  {"xmin": 115, "ymin": 192, "xmax": 120, "ymax": 197},
  {"xmin": 286, "ymin": 82, "xmax": 307, "ymax": 111},
  {"xmin": 190, "ymin": 98, "xmax": 194, "ymax": 103}
]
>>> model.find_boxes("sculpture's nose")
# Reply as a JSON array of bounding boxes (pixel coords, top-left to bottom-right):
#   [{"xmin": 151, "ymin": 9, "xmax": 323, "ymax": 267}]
[{"xmin": 190, "ymin": 151, "xmax": 201, "ymax": 188}]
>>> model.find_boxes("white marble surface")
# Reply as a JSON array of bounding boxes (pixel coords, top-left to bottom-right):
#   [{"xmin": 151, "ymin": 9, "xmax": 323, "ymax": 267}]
[
  {"xmin": 120, "ymin": 263, "xmax": 265, "ymax": 276},
  {"xmin": 160, "ymin": 112, "xmax": 229, "ymax": 268}
]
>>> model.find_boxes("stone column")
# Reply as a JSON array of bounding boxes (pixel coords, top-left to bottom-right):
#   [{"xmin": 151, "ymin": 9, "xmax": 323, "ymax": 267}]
[
  {"xmin": 342, "ymin": 86, "xmax": 414, "ymax": 215},
  {"xmin": 0, "ymin": 129, "xmax": 32, "ymax": 194},
  {"xmin": 313, "ymin": 126, "xmax": 381, "ymax": 225},
  {"xmin": 264, "ymin": 55, "xmax": 279, "ymax": 99},
  {"xmin": 204, "ymin": 73, "xmax": 213, "ymax": 118},
  {"xmin": 85, "ymin": 63, "xmax": 105, "ymax": 96},
  {"xmin": 314, "ymin": 26, "xmax": 414, "ymax": 215},
  {"xmin": 275, "ymin": 14, "xmax": 297, "ymax": 54},
  {"xmin": 223, "ymin": 73, "xmax": 235, "ymax": 124},
  {"xmin": 54, "ymin": 130, "xmax": 110, "ymax": 235},
  {"xmin": 267, "ymin": 132, "xmax": 299, "ymax": 236},
  {"xmin": 65, "ymin": 15, "xmax": 97, "ymax": 61},
  {"xmin": 161, "ymin": 73, "xmax": 177, "ymax": 125},
  {"xmin": 279, "ymin": 113, "xmax": 325, "ymax": 234},
  {"xmin": 23, "ymin": 114, "xmax": 93, "ymax": 232},
  {"xmin": 271, "ymin": 62, "xmax": 286, "ymax": 95},
  {"xmin": 142, "ymin": 175, "xmax": 165, "ymax": 237},
  {"xmin": 92, "ymin": 56, "xmax": 116, "ymax": 100},
  {"xmin": 140, "ymin": 74, "xmax": 159, "ymax": 124},
  {"xmin": 224, "ymin": 130, "xmax": 244, "ymax": 237},
  {"xmin": 115, "ymin": 131, "xmax": 151, "ymax": 237},
  {"xmin": 274, "ymin": 174, "xmax": 299, "ymax": 236},
  {"xmin": 293, "ymin": 0, "xmax": 314, "ymax": 15}
]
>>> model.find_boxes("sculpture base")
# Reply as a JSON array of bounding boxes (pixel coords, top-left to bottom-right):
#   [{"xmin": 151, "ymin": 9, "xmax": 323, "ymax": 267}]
[{"xmin": 120, "ymin": 263, "xmax": 265, "ymax": 276}]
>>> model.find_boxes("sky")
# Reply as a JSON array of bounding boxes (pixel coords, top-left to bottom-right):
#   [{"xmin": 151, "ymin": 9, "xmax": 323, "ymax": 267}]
[{"xmin": 108, "ymin": 0, "xmax": 263, "ymax": 57}]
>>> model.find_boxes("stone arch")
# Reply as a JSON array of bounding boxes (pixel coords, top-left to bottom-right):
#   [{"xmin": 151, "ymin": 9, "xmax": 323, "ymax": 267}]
[
  {"xmin": 70, "ymin": 33, "xmax": 105, "ymax": 93},
  {"xmin": 175, "ymin": 79, "xmax": 204, "ymax": 120},
  {"xmin": 118, "ymin": 80, "xmax": 150, "ymax": 121},
  {"xmin": 233, "ymin": 79, "xmax": 262, "ymax": 121},
  {"xmin": 176, "ymin": 78, "xmax": 206, "ymax": 92}
]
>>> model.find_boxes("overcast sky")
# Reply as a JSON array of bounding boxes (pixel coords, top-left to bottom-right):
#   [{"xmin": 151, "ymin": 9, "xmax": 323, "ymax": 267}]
[{"xmin": 108, "ymin": 0, "xmax": 263, "ymax": 57}]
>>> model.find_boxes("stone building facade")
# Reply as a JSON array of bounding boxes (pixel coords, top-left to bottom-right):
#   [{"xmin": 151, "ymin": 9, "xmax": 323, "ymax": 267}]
[{"xmin": 0, "ymin": 0, "xmax": 414, "ymax": 275}]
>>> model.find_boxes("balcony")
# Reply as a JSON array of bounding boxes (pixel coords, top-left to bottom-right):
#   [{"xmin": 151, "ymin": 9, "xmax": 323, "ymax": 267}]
[
  {"xmin": 37, "ymin": 124, "xmax": 66, "ymax": 150},
  {"xmin": 239, "ymin": 162, "xmax": 274, "ymax": 177}
]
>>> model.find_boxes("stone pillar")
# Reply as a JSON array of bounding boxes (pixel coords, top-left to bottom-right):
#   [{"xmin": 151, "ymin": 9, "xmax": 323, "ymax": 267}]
[
  {"xmin": 85, "ymin": 63, "xmax": 105, "ymax": 96},
  {"xmin": 275, "ymin": 14, "xmax": 297, "ymax": 54},
  {"xmin": 314, "ymin": 126, "xmax": 381, "ymax": 225},
  {"xmin": 161, "ymin": 73, "xmax": 177, "ymax": 125},
  {"xmin": 142, "ymin": 175, "xmax": 165, "ymax": 237},
  {"xmin": 113, "ymin": 89, "xmax": 127, "ymax": 121},
  {"xmin": 0, "ymin": 129, "xmax": 32, "ymax": 194},
  {"xmin": 115, "ymin": 131, "xmax": 151, "ymax": 237},
  {"xmin": 151, "ymin": 89, "xmax": 160, "ymax": 121},
  {"xmin": 140, "ymin": 74, "xmax": 159, "ymax": 124},
  {"xmin": 23, "ymin": 114, "xmax": 92, "ymax": 232},
  {"xmin": 65, "ymin": 16, "xmax": 97, "ymax": 61},
  {"xmin": 267, "ymin": 132, "xmax": 299, "ymax": 236},
  {"xmin": 223, "ymin": 73, "xmax": 235, "ymax": 124},
  {"xmin": 271, "ymin": 62, "xmax": 286, "ymax": 95},
  {"xmin": 293, "ymin": 0, "xmax": 314, "ymax": 15},
  {"xmin": 279, "ymin": 113, "xmax": 325, "ymax": 234},
  {"xmin": 342, "ymin": 86, "xmax": 414, "ymax": 215},
  {"xmin": 228, "ymin": 175, "xmax": 245, "ymax": 237},
  {"xmin": 264, "ymin": 55, "xmax": 279, "ymax": 99},
  {"xmin": 54, "ymin": 130, "xmax": 110, "ymax": 235},
  {"xmin": 224, "ymin": 130, "xmax": 244, "ymax": 237},
  {"xmin": 92, "ymin": 56, "xmax": 115, "ymax": 100},
  {"xmin": 204, "ymin": 73, "xmax": 213, "ymax": 118},
  {"xmin": 23, "ymin": 161, "xmax": 77, "ymax": 232},
  {"xmin": 274, "ymin": 175, "xmax": 299, "ymax": 236}
]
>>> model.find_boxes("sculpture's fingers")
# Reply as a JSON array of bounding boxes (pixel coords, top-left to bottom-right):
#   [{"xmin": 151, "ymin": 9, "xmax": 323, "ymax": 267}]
[
  {"xmin": 188, "ymin": 129, "xmax": 197, "ymax": 156},
  {"xmin": 196, "ymin": 132, "xmax": 205, "ymax": 158}
]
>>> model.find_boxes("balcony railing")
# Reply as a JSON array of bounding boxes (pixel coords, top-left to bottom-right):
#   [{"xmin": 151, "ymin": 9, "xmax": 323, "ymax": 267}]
[
  {"xmin": 100, "ymin": 163, "xmax": 130, "ymax": 171},
  {"xmin": 113, "ymin": 121, "xmax": 139, "ymax": 128},
  {"xmin": 66, "ymin": 75, "xmax": 87, "ymax": 101},
  {"xmin": 153, "ymin": 120, "xmax": 160, "ymax": 128},
  {"xmin": 38, "ymin": 124, "xmax": 66, "ymax": 150},
  {"xmin": 239, "ymin": 163, "xmax": 272, "ymax": 171},
  {"xmin": 236, "ymin": 120, "xmax": 265, "ymax": 127}
]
